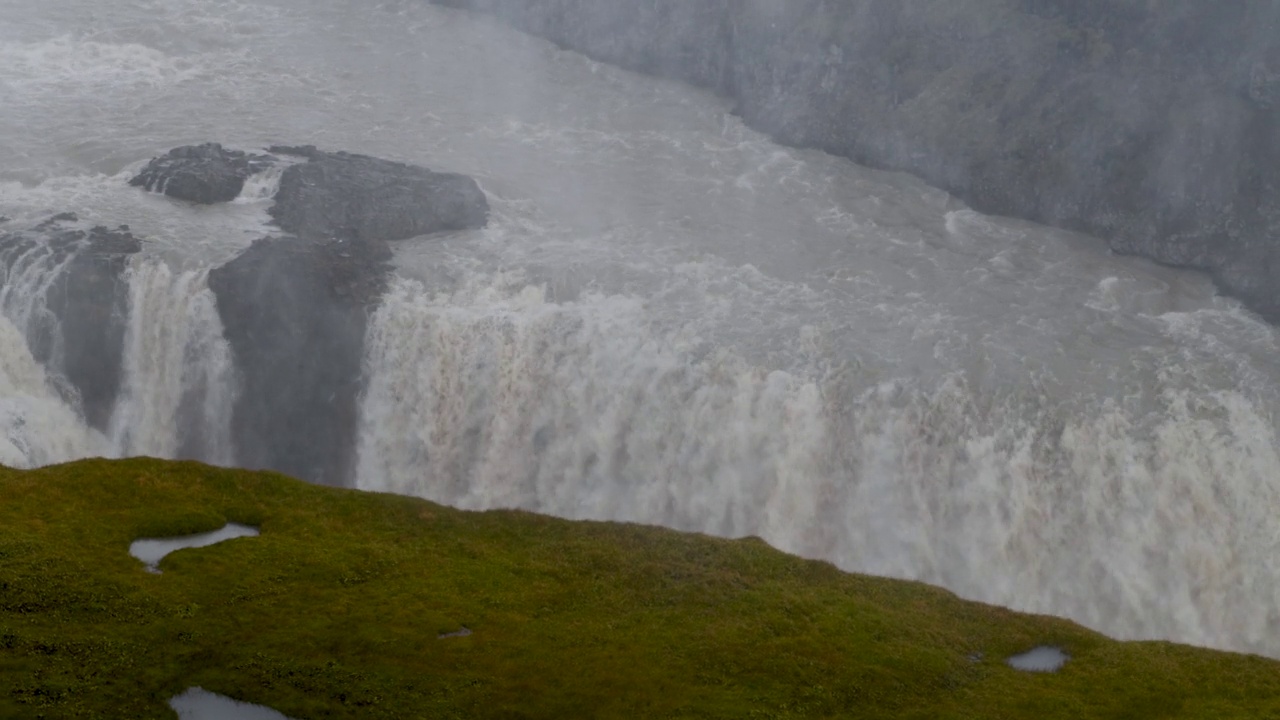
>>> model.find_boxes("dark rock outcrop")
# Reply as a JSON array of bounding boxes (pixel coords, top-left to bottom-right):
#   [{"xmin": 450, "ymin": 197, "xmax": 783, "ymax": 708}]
[
  {"xmin": 0, "ymin": 215, "xmax": 140, "ymax": 429},
  {"xmin": 170, "ymin": 143, "xmax": 490, "ymax": 484},
  {"xmin": 208, "ymin": 236, "xmax": 391, "ymax": 485},
  {"xmin": 130, "ymin": 143, "xmax": 275, "ymax": 204},
  {"xmin": 432, "ymin": 0, "xmax": 1280, "ymax": 320},
  {"xmin": 267, "ymin": 145, "xmax": 490, "ymax": 241}
]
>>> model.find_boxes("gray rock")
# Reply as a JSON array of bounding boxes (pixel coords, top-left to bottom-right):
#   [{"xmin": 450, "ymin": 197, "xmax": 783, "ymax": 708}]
[
  {"xmin": 130, "ymin": 142, "xmax": 490, "ymax": 483},
  {"xmin": 130, "ymin": 143, "xmax": 275, "ymax": 204},
  {"xmin": 267, "ymin": 145, "xmax": 490, "ymax": 243},
  {"xmin": 203, "ymin": 145, "xmax": 488, "ymax": 483},
  {"xmin": 434, "ymin": 0, "xmax": 1280, "ymax": 321},
  {"xmin": 207, "ymin": 235, "xmax": 392, "ymax": 485}
]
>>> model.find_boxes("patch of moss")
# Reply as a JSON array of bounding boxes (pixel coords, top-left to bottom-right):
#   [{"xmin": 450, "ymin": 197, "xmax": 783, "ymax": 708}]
[{"xmin": 2, "ymin": 458, "xmax": 1279, "ymax": 718}]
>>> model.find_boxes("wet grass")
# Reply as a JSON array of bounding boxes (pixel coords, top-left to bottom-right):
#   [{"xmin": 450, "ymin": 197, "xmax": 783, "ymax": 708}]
[{"xmin": 2, "ymin": 457, "xmax": 1280, "ymax": 718}]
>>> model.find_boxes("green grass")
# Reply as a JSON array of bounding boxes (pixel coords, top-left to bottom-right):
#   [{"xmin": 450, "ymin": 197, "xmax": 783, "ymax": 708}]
[{"xmin": 2, "ymin": 458, "xmax": 1279, "ymax": 718}]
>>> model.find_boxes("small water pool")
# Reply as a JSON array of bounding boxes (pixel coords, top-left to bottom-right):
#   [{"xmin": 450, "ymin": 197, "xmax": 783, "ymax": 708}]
[
  {"xmin": 130, "ymin": 523, "xmax": 259, "ymax": 573},
  {"xmin": 169, "ymin": 687, "xmax": 293, "ymax": 720},
  {"xmin": 1007, "ymin": 646, "xmax": 1069, "ymax": 673}
]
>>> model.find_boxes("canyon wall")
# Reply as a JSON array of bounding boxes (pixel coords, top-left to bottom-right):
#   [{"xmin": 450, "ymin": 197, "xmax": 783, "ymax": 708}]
[{"xmin": 433, "ymin": 0, "xmax": 1280, "ymax": 318}]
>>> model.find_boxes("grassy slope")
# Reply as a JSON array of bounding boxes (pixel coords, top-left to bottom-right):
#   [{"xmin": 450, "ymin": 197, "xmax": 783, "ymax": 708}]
[{"xmin": 2, "ymin": 458, "xmax": 1279, "ymax": 718}]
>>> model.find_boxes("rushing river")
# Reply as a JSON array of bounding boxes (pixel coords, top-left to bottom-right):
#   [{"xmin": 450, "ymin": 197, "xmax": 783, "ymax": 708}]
[{"xmin": 4, "ymin": 0, "xmax": 1280, "ymax": 657}]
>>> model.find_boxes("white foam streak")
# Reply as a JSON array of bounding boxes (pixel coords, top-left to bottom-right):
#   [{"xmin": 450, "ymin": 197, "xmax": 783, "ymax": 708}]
[
  {"xmin": 0, "ymin": 237, "xmax": 77, "ymax": 371},
  {"xmin": 108, "ymin": 260, "xmax": 235, "ymax": 463},
  {"xmin": 233, "ymin": 165, "xmax": 284, "ymax": 204},
  {"xmin": 0, "ymin": 36, "xmax": 200, "ymax": 93}
]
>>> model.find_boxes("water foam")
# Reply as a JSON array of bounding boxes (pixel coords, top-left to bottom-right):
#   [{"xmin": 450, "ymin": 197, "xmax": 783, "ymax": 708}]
[
  {"xmin": 0, "ymin": 313, "xmax": 107, "ymax": 467},
  {"xmin": 0, "ymin": 242, "xmax": 235, "ymax": 468},
  {"xmin": 0, "ymin": 229, "xmax": 79, "ymax": 374},
  {"xmin": 232, "ymin": 164, "xmax": 285, "ymax": 204},
  {"xmin": 108, "ymin": 260, "xmax": 236, "ymax": 464},
  {"xmin": 0, "ymin": 36, "xmax": 202, "ymax": 94},
  {"xmin": 356, "ymin": 273, "xmax": 1280, "ymax": 657}
]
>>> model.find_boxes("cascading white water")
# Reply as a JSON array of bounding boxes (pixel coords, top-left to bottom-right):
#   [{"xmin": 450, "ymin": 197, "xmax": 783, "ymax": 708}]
[
  {"xmin": 0, "ymin": 230, "xmax": 79, "ymax": 377},
  {"xmin": 0, "ymin": 246, "xmax": 236, "ymax": 468},
  {"xmin": 0, "ymin": 312, "xmax": 108, "ymax": 467},
  {"xmin": 357, "ymin": 274, "xmax": 831, "ymax": 525},
  {"xmin": 108, "ymin": 259, "xmax": 236, "ymax": 463},
  {"xmin": 356, "ymin": 271, "xmax": 1280, "ymax": 657}
]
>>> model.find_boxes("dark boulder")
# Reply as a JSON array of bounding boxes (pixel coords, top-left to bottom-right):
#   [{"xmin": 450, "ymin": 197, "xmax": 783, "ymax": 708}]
[
  {"xmin": 207, "ymin": 236, "xmax": 391, "ymax": 485},
  {"xmin": 433, "ymin": 0, "xmax": 1280, "ymax": 321},
  {"xmin": 130, "ymin": 143, "xmax": 276, "ymax": 204},
  {"xmin": 0, "ymin": 215, "xmax": 140, "ymax": 429},
  {"xmin": 141, "ymin": 141, "xmax": 491, "ymax": 484},
  {"xmin": 267, "ymin": 145, "xmax": 489, "ymax": 242}
]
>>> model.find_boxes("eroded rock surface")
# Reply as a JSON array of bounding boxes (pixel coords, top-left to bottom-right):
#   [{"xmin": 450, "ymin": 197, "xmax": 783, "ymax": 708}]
[
  {"xmin": 128, "ymin": 141, "xmax": 489, "ymax": 484},
  {"xmin": 268, "ymin": 145, "xmax": 489, "ymax": 241},
  {"xmin": 130, "ymin": 143, "xmax": 276, "ymax": 204},
  {"xmin": 0, "ymin": 214, "xmax": 140, "ymax": 428},
  {"xmin": 208, "ymin": 236, "xmax": 391, "ymax": 485}
]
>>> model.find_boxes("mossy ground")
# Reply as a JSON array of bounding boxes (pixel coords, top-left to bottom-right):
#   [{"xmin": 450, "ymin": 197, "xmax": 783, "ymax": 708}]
[{"xmin": 2, "ymin": 458, "xmax": 1279, "ymax": 718}]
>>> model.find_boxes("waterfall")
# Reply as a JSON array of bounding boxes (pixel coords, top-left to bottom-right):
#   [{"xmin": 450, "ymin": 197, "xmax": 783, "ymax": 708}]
[
  {"xmin": 0, "ymin": 312, "xmax": 108, "ymax": 467},
  {"xmin": 107, "ymin": 259, "xmax": 237, "ymax": 464},
  {"xmin": 0, "ymin": 236, "xmax": 236, "ymax": 468},
  {"xmin": 0, "ymin": 230, "xmax": 79, "ymax": 384},
  {"xmin": 356, "ymin": 273, "xmax": 1280, "ymax": 656}
]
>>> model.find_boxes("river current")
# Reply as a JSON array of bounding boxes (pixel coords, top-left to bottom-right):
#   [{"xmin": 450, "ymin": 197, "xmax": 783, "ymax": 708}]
[{"xmin": 4, "ymin": 0, "xmax": 1280, "ymax": 656}]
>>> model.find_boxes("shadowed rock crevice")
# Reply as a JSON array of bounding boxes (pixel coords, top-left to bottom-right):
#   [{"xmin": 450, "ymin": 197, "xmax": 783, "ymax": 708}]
[{"xmin": 431, "ymin": 0, "xmax": 1280, "ymax": 320}]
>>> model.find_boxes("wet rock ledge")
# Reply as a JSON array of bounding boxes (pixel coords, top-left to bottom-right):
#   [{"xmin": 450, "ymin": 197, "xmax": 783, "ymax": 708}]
[
  {"xmin": 431, "ymin": 0, "xmax": 1280, "ymax": 321},
  {"xmin": 129, "ymin": 143, "xmax": 275, "ymax": 204},
  {"xmin": 132, "ymin": 143, "xmax": 489, "ymax": 483}
]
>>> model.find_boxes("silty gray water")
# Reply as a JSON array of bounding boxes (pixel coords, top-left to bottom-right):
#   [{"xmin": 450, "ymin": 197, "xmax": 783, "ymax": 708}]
[{"xmin": 3, "ymin": 0, "xmax": 1280, "ymax": 656}]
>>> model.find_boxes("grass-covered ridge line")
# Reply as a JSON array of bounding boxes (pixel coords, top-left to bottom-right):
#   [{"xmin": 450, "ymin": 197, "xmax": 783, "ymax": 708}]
[{"xmin": 3, "ymin": 458, "xmax": 1279, "ymax": 718}]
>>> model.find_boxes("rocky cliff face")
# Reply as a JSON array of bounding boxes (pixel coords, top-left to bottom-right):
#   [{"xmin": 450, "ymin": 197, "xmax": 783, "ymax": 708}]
[
  {"xmin": 433, "ymin": 0, "xmax": 1280, "ymax": 319},
  {"xmin": 133, "ymin": 144, "xmax": 490, "ymax": 484},
  {"xmin": 207, "ymin": 235, "xmax": 391, "ymax": 485}
]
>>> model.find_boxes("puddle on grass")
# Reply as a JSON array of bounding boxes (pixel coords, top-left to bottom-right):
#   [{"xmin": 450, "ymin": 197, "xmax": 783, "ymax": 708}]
[
  {"xmin": 1007, "ymin": 646, "xmax": 1069, "ymax": 673},
  {"xmin": 438, "ymin": 626, "xmax": 473, "ymax": 639},
  {"xmin": 130, "ymin": 523, "xmax": 259, "ymax": 573},
  {"xmin": 169, "ymin": 687, "xmax": 294, "ymax": 720}
]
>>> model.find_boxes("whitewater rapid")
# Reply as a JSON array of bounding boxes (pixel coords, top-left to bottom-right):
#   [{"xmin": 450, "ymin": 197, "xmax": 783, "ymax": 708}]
[{"xmin": 3, "ymin": 0, "xmax": 1280, "ymax": 658}]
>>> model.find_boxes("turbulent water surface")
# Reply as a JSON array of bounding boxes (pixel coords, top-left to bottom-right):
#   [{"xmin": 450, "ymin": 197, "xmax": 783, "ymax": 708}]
[{"xmin": 5, "ymin": 0, "xmax": 1280, "ymax": 657}]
